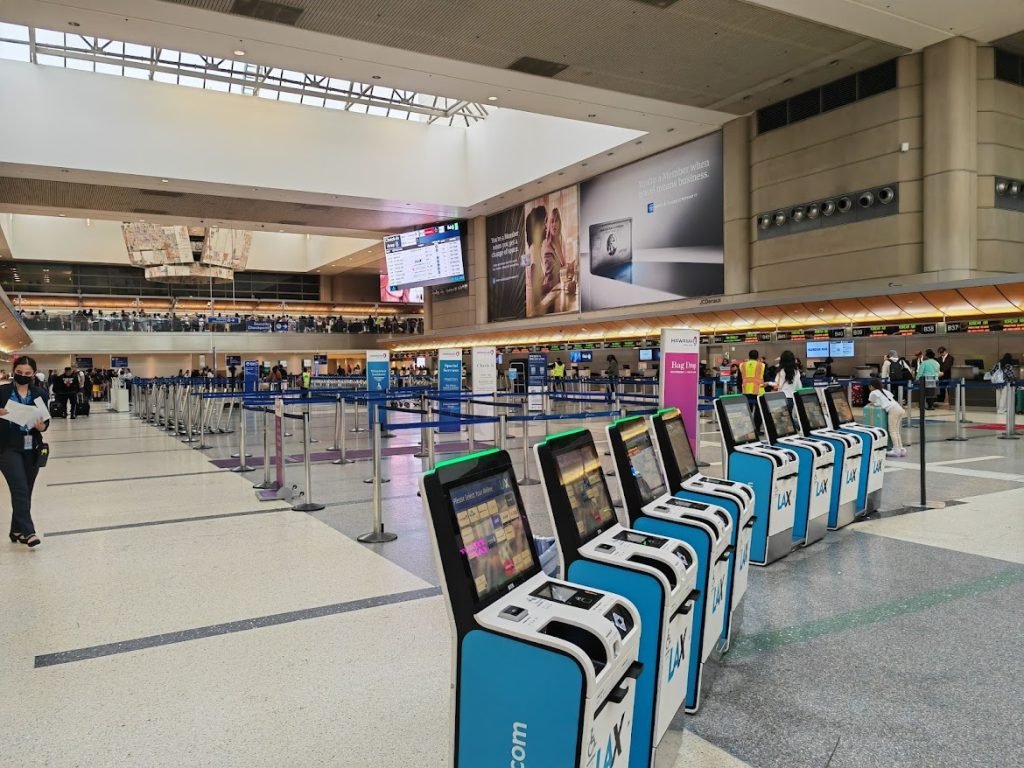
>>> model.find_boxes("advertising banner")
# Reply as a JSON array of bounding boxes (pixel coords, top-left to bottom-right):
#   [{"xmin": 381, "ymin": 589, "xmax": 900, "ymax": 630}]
[
  {"xmin": 437, "ymin": 348, "xmax": 462, "ymax": 434},
  {"xmin": 471, "ymin": 346, "xmax": 497, "ymax": 441},
  {"xmin": 527, "ymin": 352, "xmax": 548, "ymax": 412},
  {"xmin": 580, "ymin": 132, "xmax": 724, "ymax": 311},
  {"xmin": 659, "ymin": 328, "xmax": 701, "ymax": 457},
  {"xmin": 487, "ymin": 186, "xmax": 580, "ymax": 322}
]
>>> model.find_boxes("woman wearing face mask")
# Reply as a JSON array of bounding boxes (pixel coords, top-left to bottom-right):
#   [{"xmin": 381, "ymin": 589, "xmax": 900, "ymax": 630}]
[{"xmin": 0, "ymin": 355, "xmax": 50, "ymax": 548}]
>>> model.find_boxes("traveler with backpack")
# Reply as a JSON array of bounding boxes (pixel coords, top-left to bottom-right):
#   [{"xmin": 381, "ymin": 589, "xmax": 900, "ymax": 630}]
[
  {"xmin": 883, "ymin": 351, "xmax": 912, "ymax": 403},
  {"xmin": 991, "ymin": 353, "xmax": 1018, "ymax": 415}
]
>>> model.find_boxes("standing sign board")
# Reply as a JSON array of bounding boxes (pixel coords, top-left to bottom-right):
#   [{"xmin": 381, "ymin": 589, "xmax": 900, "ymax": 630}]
[
  {"xmin": 438, "ymin": 348, "xmax": 462, "ymax": 434},
  {"xmin": 471, "ymin": 346, "xmax": 497, "ymax": 441},
  {"xmin": 243, "ymin": 360, "xmax": 260, "ymax": 395},
  {"xmin": 659, "ymin": 328, "xmax": 701, "ymax": 457},
  {"xmin": 527, "ymin": 352, "xmax": 548, "ymax": 412},
  {"xmin": 366, "ymin": 350, "xmax": 391, "ymax": 427}
]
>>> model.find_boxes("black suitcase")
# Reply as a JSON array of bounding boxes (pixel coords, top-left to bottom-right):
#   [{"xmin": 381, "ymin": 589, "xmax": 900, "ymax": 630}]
[
  {"xmin": 50, "ymin": 399, "xmax": 64, "ymax": 418},
  {"xmin": 77, "ymin": 394, "xmax": 90, "ymax": 417}
]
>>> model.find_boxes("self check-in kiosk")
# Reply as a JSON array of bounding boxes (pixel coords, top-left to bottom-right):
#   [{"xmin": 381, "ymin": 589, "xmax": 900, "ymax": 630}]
[
  {"xmin": 535, "ymin": 429, "xmax": 698, "ymax": 768},
  {"xmin": 421, "ymin": 449, "xmax": 642, "ymax": 768},
  {"xmin": 792, "ymin": 388, "xmax": 862, "ymax": 529},
  {"xmin": 649, "ymin": 407, "xmax": 754, "ymax": 649},
  {"xmin": 758, "ymin": 392, "xmax": 834, "ymax": 547},
  {"xmin": 606, "ymin": 416, "xmax": 732, "ymax": 714},
  {"xmin": 821, "ymin": 385, "xmax": 887, "ymax": 515},
  {"xmin": 714, "ymin": 395, "xmax": 800, "ymax": 565}
]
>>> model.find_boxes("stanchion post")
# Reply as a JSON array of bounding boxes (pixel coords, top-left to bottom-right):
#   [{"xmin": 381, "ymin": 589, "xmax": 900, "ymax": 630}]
[
  {"xmin": 329, "ymin": 395, "xmax": 341, "ymax": 452},
  {"xmin": 350, "ymin": 397, "xmax": 365, "ymax": 433},
  {"xmin": 363, "ymin": 404, "xmax": 390, "ymax": 483},
  {"xmin": 426, "ymin": 416, "xmax": 436, "ymax": 470},
  {"xmin": 182, "ymin": 388, "xmax": 198, "ymax": 443},
  {"xmin": 332, "ymin": 396, "xmax": 354, "ymax": 465},
  {"xmin": 948, "ymin": 378, "xmax": 968, "ymax": 442},
  {"xmin": 519, "ymin": 415, "xmax": 539, "ymax": 486},
  {"xmin": 415, "ymin": 392, "xmax": 429, "ymax": 458},
  {"xmin": 998, "ymin": 383, "xmax": 1019, "ymax": 440},
  {"xmin": 357, "ymin": 420, "xmax": 398, "ymax": 543},
  {"xmin": 231, "ymin": 402, "xmax": 255, "ymax": 472},
  {"xmin": 253, "ymin": 407, "xmax": 276, "ymax": 490},
  {"xmin": 467, "ymin": 400, "xmax": 476, "ymax": 453},
  {"xmin": 195, "ymin": 394, "xmax": 211, "ymax": 450},
  {"xmin": 918, "ymin": 380, "xmax": 927, "ymax": 505},
  {"xmin": 292, "ymin": 408, "xmax": 325, "ymax": 511},
  {"xmin": 307, "ymin": 401, "xmax": 319, "ymax": 444}
]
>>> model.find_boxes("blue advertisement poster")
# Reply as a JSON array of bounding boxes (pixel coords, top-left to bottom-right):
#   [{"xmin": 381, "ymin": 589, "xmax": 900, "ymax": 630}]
[
  {"xmin": 438, "ymin": 348, "xmax": 462, "ymax": 433},
  {"xmin": 366, "ymin": 350, "xmax": 390, "ymax": 428},
  {"xmin": 527, "ymin": 352, "xmax": 548, "ymax": 411},
  {"xmin": 243, "ymin": 360, "xmax": 259, "ymax": 394}
]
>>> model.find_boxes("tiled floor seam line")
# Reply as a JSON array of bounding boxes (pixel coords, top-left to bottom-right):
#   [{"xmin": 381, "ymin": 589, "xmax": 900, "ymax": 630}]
[
  {"xmin": 726, "ymin": 566, "xmax": 1024, "ymax": 660},
  {"xmin": 44, "ymin": 507, "xmax": 295, "ymax": 536},
  {"xmin": 47, "ymin": 469, "xmax": 227, "ymax": 486},
  {"xmin": 51, "ymin": 448, "xmax": 197, "ymax": 459},
  {"xmin": 34, "ymin": 586, "xmax": 442, "ymax": 668}
]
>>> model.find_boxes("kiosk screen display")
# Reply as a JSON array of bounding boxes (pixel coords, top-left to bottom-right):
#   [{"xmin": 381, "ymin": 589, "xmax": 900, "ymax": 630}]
[
  {"xmin": 828, "ymin": 389, "xmax": 854, "ymax": 424},
  {"xmin": 765, "ymin": 396, "xmax": 798, "ymax": 437},
  {"xmin": 664, "ymin": 415, "xmax": 699, "ymax": 479},
  {"xmin": 553, "ymin": 443, "xmax": 617, "ymax": 543},
  {"xmin": 449, "ymin": 470, "xmax": 536, "ymax": 603},
  {"xmin": 721, "ymin": 398, "xmax": 758, "ymax": 445},
  {"xmin": 798, "ymin": 393, "xmax": 829, "ymax": 431},
  {"xmin": 622, "ymin": 424, "xmax": 668, "ymax": 506}
]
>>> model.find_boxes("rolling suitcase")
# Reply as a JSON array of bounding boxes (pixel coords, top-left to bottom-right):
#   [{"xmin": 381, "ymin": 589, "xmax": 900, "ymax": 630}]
[
  {"xmin": 77, "ymin": 393, "xmax": 90, "ymax": 417},
  {"xmin": 50, "ymin": 398, "xmax": 64, "ymax": 418},
  {"xmin": 1016, "ymin": 388, "xmax": 1024, "ymax": 416},
  {"xmin": 862, "ymin": 403, "xmax": 892, "ymax": 449}
]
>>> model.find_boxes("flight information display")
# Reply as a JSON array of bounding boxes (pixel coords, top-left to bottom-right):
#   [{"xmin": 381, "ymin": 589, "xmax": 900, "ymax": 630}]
[
  {"xmin": 664, "ymin": 414, "xmax": 699, "ymax": 479},
  {"xmin": 383, "ymin": 221, "xmax": 466, "ymax": 291},
  {"xmin": 829, "ymin": 340, "xmax": 855, "ymax": 358},
  {"xmin": 828, "ymin": 389, "xmax": 855, "ymax": 424},
  {"xmin": 449, "ymin": 469, "xmax": 536, "ymax": 603},
  {"xmin": 621, "ymin": 422, "xmax": 668, "ymax": 506},
  {"xmin": 554, "ymin": 443, "xmax": 617, "ymax": 544},
  {"xmin": 806, "ymin": 341, "xmax": 830, "ymax": 359},
  {"xmin": 722, "ymin": 398, "xmax": 758, "ymax": 445},
  {"xmin": 797, "ymin": 392, "xmax": 829, "ymax": 430}
]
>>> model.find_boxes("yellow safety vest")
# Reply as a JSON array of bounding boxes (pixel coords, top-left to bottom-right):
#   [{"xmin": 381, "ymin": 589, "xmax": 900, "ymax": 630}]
[
  {"xmin": 740, "ymin": 360, "xmax": 765, "ymax": 395},
  {"xmin": 301, "ymin": 371, "xmax": 311, "ymax": 388},
  {"xmin": 552, "ymin": 363, "xmax": 565, "ymax": 377}
]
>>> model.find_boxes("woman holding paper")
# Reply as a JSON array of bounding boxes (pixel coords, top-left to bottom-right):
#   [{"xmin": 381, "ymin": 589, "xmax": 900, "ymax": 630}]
[{"xmin": 0, "ymin": 355, "xmax": 50, "ymax": 548}]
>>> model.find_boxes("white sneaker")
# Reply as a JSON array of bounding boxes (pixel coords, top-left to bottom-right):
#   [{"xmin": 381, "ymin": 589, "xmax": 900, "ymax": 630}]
[
  {"xmin": 886, "ymin": 450, "xmax": 900, "ymax": 458},
  {"xmin": 898, "ymin": 449, "xmax": 908, "ymax": 457}
]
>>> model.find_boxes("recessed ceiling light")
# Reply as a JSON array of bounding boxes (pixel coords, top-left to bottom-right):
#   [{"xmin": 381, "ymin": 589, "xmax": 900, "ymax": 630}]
[
  {"xmin": 487, "ymin": 96, "xmax": 498, "ymax": 102},
  {"xmin": 233, "ymin": 49, "xmax": 246, "ymax": 56},
  {"xmin": 68, "ymin": 21, "xmax": 80, "ymax": 27},
  {"xmin": 587, "ymin": 113, "xmax": 596, "ymax": 118},
  {"xmin": 58, "ymin": 213, "xmax": 66, "ymax": 217},
  {"xmin": 161, "ymin": 178, "xmax": 169, "ymax": 183},
  {"xmin": 371, "ymin": 75, "xmax": 382, "ymax": 80},
  {"xmin": 581, "ymin": 162, "xmax": 588, "ymax": 167},
  {"xmin": 557, "ymin": 172, "xmax": 565, "ymax": 176},
  {"xmin": 607, "ymin": 152, "xmax": 615, "ymax": 156},
  {"xmin": 634, "ymin": 140, "xmax": 642, "ymax": 145}
]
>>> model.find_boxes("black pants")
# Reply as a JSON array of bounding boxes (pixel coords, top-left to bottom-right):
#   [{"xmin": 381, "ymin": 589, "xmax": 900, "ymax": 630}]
[
  {"xmin": 935, "ymin": 377, "xmax": 947, "ymax": 403},
  {"xmin": 745, "ymin": 394, "xmax": 763, "ymax": 435},
  {"xmin": 0, "ymin": 449, "xmax": 39, "ymax": 536},
  {"xmin": 57, "ymin": 393, "xmax": 77, "ymax": 417}
]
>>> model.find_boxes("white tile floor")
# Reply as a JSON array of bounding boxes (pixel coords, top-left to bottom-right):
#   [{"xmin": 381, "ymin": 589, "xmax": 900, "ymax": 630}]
[{"xmin": 0, "ymin": 409, "xmax": 1020, "ymax": 768}]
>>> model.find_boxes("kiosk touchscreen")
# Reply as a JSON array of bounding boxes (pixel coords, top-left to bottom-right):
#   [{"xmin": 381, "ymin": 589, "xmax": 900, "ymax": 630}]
[
  {"xmin": 650, "ymin": 408, "xmax": 754, "ymax": 646},
  {"xmin": 792, "ymin": 388, "xmax": 863, "ymax": 529},
  {"xmin": 535, "ymin": 429, "xmax": 698, "ymax": 768},
  {"xmin": 421, "ymin": 449, "xmax": 642, "ymax": 768},
  {"xmin": 714, "ymin": 395, "xmax": 799, "ymax": 565},
  {"xmin": 758, "ymin": 392, "xmax": 834, "ymax": 547},
  {"xmin": 606, "ymin": 416, "xmax": 732, "ymax": 714},
  {"xmin": 821, "ymin": 385, "xmax": 887, "ymax": 515}
]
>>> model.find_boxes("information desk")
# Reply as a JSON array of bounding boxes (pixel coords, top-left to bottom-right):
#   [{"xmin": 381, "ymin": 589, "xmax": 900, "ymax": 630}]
[
  {"xmin": 714, "ymin": 395, "xmax": 799, "ymax": 565},
  {"xmin": 535, "ymin": 428, "xmax": 698, "ymax": 768},
  {"xmin": 607, "ymin": 416, "xmax": 732, "ymax": 714},
  {"xmin": 650, "ymin": 407, "xmax": 754, "ymax": 651},
  {"xmin": 820, "ymin": 385, "xmax": 887, "ymax": 515},
  {"xmin": 758, "ymin": 392, "xmax": 834, "ymax": 547},
  {"xmin": 421, "ymin": 449, "xmax": 642, "ymax": 768},
  {"xmin": 792, "ymin": 389, "xmax": 862, "ymax": 529}
]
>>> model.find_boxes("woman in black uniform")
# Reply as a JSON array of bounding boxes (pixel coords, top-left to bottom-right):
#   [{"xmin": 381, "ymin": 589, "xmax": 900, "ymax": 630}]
[{"xmin": 0, "ymin": 355, "xmax": 50, "ymax": 548}]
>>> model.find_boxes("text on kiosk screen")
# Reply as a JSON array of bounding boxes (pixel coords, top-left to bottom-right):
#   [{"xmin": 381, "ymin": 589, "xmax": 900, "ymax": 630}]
[
  {"xmin": 625, "ymin": 429, "xmax": 668, "ymax": 505},
  {"xmin": 450, "ymin": 470, "xmax": 536, "ymax": 602},
  {"xmin": 829, "ymin": 391, "xmax": 855, "ymax": 424},
  {"xmin": 665, "ymin": 416, "xmax": 699, "ymax": 477},
  {"xmin": 723, "ymin": 400, "xmax": 758, "ymax": 444},
  {"xmin": 767, "ymin": 398, "xmax": 798, "ymax": 437},
  {"xmin": 800, "ymin": 395, "xmax": 828, "ymax": 430},
  {"xmin": 555, "ymin": 444, "xmax": 616, "ymax": 541}
]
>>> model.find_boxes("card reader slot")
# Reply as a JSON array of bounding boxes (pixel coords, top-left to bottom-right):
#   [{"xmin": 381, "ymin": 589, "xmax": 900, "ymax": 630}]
[
  {"xmin": 539, "ymin": 621, "xmax": 607, "ymax": 674},
  {"xmin": 626, "ymin": 554, "xmax": 678, "ymax": 589}
]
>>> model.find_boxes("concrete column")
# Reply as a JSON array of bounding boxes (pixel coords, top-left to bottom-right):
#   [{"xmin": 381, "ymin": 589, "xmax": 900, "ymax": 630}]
[
  {"xmin": 471, "ymin": 216, "xmax": 489, "ymax": 327},
  {"xmin": 422, "ymin": 291, "xmax": 433, "ymax": 334},
  {"xmin": 722, "ymin": 116, "xmax": 751, "ymax": 295},
  {"xmin": 923, "ymin": 37, "xmax": 977, "ymax": 276}
]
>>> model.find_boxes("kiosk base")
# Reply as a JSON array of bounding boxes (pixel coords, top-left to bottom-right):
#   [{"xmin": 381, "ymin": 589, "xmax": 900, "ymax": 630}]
[
  {"xmin": 804, "ymin": 513, "xmax": 828, "ymax": 547},
  {"xmin": 652, "ymin": 727, "xmax": 685, "ymax": 768},
  {"xmin": 830, "ymin": 499, "xmax": 858, "ymax": 530},
  {"xmin": 762, "ymin": 529, "xmax": 796, "ymax": 567},
  {"xmin": 862, "ymin": 488, "xmax": 883, "ymax": 515}
]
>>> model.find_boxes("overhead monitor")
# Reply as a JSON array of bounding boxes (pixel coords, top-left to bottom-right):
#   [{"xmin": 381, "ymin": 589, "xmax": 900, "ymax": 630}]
[
  {"xmin": 794, "ymin": 389, "xmax": 829, "ymax": 433},
  {"xmin": 829, "ymin": 340, "xmax": 855, "ymax": 358},
  {"xmin": 760, "ymin": 391, "xmax": 798, "ymax": 442},
  {"xmin": 537, "ymin": 430, "xmax": 618, "ymax": 549},
  {"xmin": 638, "ymin": 349, "xmax": 653, "ymax": 362},
  {"xmin": 651, "ymin": 408, "xmax": 699, "ymax": 494},
  {"xmin": 719, "ymin": 396, "xmax": 759, "ymax": 446},
  {"xmin": 569, "ymin": 350, "xmax": 593, "ymax": 364},
  {"xmin": 383, "ymin": 221, "xmax": 466, "ymax": 291},
  {"xmin": 379, "ymin": 275, "xmax": 425, "ymax": 303},
  {"xmin": 806, "ymin": 340, "xmax": 830, "ymax": 359},
  {"xmin": 415, "ymin": 355, "xmax": 427, "ymax": 369},
  {"xmin": 608, "ymin": 417, "xmax": 667, "ymax": 515},
  {"xmin": 448, "ymin": 467, "xmax": 538, "ymax": 607},
  {"xmin": 825, "ymin": 386, "xmax": 855, "ymax": 426}
]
